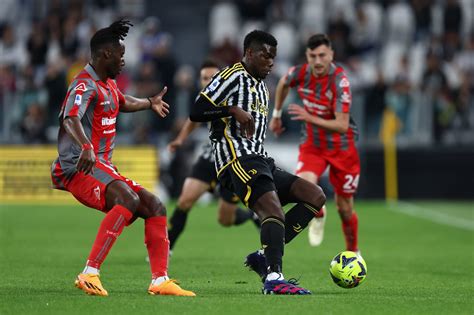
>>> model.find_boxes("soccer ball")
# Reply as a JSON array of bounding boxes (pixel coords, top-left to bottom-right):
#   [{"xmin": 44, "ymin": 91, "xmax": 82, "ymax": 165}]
[{"xmin": 329, "ymin": 251, "xmax": 367, "ymax": 288}]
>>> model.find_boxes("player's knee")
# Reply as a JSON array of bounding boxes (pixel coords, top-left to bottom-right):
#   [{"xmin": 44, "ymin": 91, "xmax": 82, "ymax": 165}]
[
  {"xmin": 217, "ymin": 210, "xmax": 233, "ymax": 226},
  {"xmin": 338, "ymin": 208, "xmax": 353, "ymax": 221},
  {"xmin": 110, "ymin": 192, "xmax": 139, "ymax": 214},
  {"xmin": 312, "ymin": 185, "xmax": 326, "ymax": 208},
  {"xmin": 177, "ymin": 195, "xmax": 195, "ymax": 210}
]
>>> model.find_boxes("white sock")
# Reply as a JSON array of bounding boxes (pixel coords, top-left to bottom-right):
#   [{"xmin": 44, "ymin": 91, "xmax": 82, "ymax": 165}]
[
  {"xmin": 266, "ymin": 272, "xmax": 284, "ymax": 281},
  {"xmin": 151, "ymin": 276, "xmax": 170, "ymax": 286},
  {"xmin": 82, "ymin": 265, "xmax": 100, "ymax": 275}
]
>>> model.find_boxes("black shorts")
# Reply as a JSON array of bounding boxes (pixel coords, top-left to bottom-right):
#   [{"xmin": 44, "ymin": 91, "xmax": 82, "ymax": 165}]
[
  {"xmin": 218, "ymin": 154, "xmax": 299, "ymax": 208},
  {"xmin": 189, "ymin": 155, "xmax": 239, "ymax": 204}
]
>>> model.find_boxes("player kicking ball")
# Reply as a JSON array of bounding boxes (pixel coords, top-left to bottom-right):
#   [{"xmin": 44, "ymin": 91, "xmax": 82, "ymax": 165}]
[{"xmin": 50, "ymin": 19, "xmax": 194, "ymax": 297}]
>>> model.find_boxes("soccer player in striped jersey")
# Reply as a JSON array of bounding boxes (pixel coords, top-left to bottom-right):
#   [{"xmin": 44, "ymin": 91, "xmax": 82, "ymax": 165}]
[
  {"xmin": 190, "ymin": 30, "xmax": 326, "ymax": 295},
  {"xmin": 166, "ymin": 60, "xmax": 259, "ymax": 253},
  {"xmin": 270, "ymin": 34, "xmax": 361, "ymax": 253},
  {"xmin": 50, "ymin": 19, "xmax": 194, "ymax": 297}
]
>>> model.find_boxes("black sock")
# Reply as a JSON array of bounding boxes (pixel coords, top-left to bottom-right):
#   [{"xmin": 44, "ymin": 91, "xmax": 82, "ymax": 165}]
[
  {"xmin": 168, "ymin": 207, "xmax": 189, "ymax": 250},
  {"xmin": 233, "ymin": 208, "xmax": 254, "ymax": 225},
  {"xmin": 260, "ymin": 216, "xmax": 285, "ymax": 274},
  {"xmin": 284, "ymin": 203, "xmax": 320, "ymax": 244}
]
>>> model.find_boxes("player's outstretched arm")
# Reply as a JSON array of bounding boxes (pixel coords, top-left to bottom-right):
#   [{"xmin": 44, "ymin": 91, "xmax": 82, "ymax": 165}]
[
  {"xmin": 288, "ymin": 104, "xmax": 350, "ymax": 133},
  {"xmin": 121, "ymin": 87, "xmax": 170, "ymax": 118},
  {"xmin": 167, "ymin": 118, "xmax": 201, "ymax": 153},
  {"xmin": 63, "ymin": 116, "xmax": 96, "ymax": 175}
]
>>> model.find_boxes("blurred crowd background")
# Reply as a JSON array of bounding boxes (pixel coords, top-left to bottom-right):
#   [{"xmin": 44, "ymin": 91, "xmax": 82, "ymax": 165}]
[{"xmin": 1, "ymin": 0, "xmax": 473, "ymax": 198}]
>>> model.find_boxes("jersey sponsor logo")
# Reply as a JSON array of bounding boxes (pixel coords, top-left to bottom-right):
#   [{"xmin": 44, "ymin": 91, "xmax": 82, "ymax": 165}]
[
  {"xmin": 205, "ymin": 78, "xmax": 220, "ymax": 93},
  {"xmin": 74, "ymin": 82, "xmax": 87, "ymax": 92},
  {"xmin": 100, "ymin": 101, "xmax": 111, "ymax": 106},
  {"xmin": 74, "ymin": 94, "xmax": 82, "ymax": 105},
  {"xmin": 339, "ymin": 77, "xmax": 350, "ymax": 88},
  {"xmin": 103, "ymin": 129, "xmax": 116, "ymax": 134},
  {"xmin": 298, "ymin": 87, "xmax": 315, "ymax": 94},
  {"xmin": 302, "ymin": 99, "xmax": 327, "ymax": 111},
  {"xmin": 101, "ymin": 117, "xmax": 116, "ymax": 126}
]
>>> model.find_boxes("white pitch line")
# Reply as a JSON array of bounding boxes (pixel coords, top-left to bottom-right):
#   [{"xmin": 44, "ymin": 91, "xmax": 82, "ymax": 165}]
[{"xmin": 388, "ymin": 201, "xmax": 474, "ymax": 231}]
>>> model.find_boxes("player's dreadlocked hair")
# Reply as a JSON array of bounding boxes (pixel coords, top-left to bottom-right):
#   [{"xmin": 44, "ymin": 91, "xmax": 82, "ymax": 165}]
[{"xmin": 90, "ymin": 19, "xmax": 133, "ymax": 57}]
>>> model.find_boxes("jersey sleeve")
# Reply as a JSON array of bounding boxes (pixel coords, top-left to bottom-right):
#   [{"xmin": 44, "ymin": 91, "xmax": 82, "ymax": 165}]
[
  {"xmin": 200, "ymin": 66, "xmax": 240, "ymax": 107},
  {"xmin": 63, "ymin": 80, "xmax": 97, "ymax": 119},
  {"xmin": 283, "ymin": 65, "xmax": 301, "ymax": 88},
  {"xmin": 334, "ymin": 71, "xmax": 352, "ymax": 113}
]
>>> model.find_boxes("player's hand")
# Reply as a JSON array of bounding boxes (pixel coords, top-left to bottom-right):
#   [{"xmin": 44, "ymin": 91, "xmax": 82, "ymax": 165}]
[
  {"xmin": 269, "ymin": 117, "xmax": 285, "ymax": 137},
  {"xmin": 77, "ymin": 148, "xmax": 96, "ymax": 175},
  {"xmin": 230, "ymin": 107, "xmax": 255, "ymax": 139},
  {"xmin": 167, "ymin": 138, "xmax": 183, "ymax": 153},
  {"xmin": 150, "ymin": 86, "xmax": 170, "ymax": 118},
  {"xmin": 288, "ymin": 103, "xmax": 312, "ymax": 123}
]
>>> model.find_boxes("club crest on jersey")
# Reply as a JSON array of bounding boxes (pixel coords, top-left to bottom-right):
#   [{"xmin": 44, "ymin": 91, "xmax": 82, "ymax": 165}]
[
  {"xmin": 339, "ymin": 77, "xmax": 350, "ymax": 88},
  {"xmin": 74, "ymin": 94, "xmax": 82, "ymax": 105},
  {"xmin": 74, "ymin": 82, "xmax": 87, "ymax": 92}
]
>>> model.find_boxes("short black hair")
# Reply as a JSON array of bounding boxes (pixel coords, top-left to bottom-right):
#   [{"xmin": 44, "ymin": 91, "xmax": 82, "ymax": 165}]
[
  {"xmin": 243, "ymin": 30, "xmax": 277, "ymax": 54},
  {"xmin": 307, "ymin": 34, "xmax": 331, "ymax": 50},
  {"xmin": 200, "ymin": 60, "xmax": 220, "ymax": 70},
  {"xmin": 90, "ymin": 19, "xmax": 133, "ymax": 56}
]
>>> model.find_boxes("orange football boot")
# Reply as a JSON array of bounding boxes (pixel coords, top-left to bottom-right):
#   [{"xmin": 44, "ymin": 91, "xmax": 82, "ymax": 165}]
[
  {"xmin": 75, "ymin": 273, "xmax": 108, "ymax": 296},
  {"xmin": 148, "ymin": 279, "xmax": 196, "ymax": 297}
]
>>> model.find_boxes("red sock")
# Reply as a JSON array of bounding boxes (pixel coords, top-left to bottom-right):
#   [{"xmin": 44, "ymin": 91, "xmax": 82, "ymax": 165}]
[
  {"xmin": 341, "ymin": 211, "xmax": 358, "ymax": 251},
  {"xmin": 145, "ymin": 216, "xmax": 169, "ymax": 279},
  {"xmin": 315, "ymin": 205, "xmax": 325, "ymax": 218},
  {"xmin": 86, "ymin": 205, "xmax": 133, "ymax": 269}
]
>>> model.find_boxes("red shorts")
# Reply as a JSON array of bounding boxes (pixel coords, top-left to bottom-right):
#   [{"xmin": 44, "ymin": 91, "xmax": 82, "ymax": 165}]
[
  {"xmin": 64, "ymin": 161, "xmax": 143, "ymax": 212},
  {"xmin": 296, "ymin": 144, "xmax": 360, "ymax": 198}
]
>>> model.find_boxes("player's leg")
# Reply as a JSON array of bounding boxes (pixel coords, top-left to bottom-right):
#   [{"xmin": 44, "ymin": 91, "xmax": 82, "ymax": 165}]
[
  {"xmin": 328, "ymin": 146, "xmax": 360, "ymax": 252},
  {"xmin": 335, "ymin": 194, "xmax": 358, "ymax": 252},
  {"xmin": 217, "ymin": 187, "xmax": 258, "ymax": 227},
  {"xmin": 291, "ymin": 149, "xmax": 328, "ymax": 245},
  {"xmin": 132, "ymin": 188, "xmax": 195, "ymax": 296},
  {"xmin": 296, "ymin": 171, "xmax": 327, "ymax": 246},
  {"xmin": 276, "ymin": 174, "xmax": 326, "ymax": 244},
  {"xmin": 168, "ymin": 156, "xmax": 214, "ymax": 250},
  {"xmin": 222, "ymin": 157, "xmax": 310, "ymax": 294},
  {"xmin": 168, "ymin": 177, "xmax": 210, "ymax": 250},
  {"xmin": 68, "ymin": 163, "xmax": 141, "ymax": 296}
]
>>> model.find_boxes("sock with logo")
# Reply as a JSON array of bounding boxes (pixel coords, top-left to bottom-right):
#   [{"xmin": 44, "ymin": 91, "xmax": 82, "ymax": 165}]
[
  {"xmin": 340, "ymin": 210, "xmax": 359, "ymax": 251},
  {"xmin": 168, "ymin": 207, "xmax": 188, "ymax": 250},
  {"xmin": 85, "ymin": 204, "xmax": 132, "ymax": 269},
  {"xmin": 260, "ymin": 216, "xmax": 285, "ymax": 274},
  {"xmin": 284, "ymin": 203, "xmax": 320, "ymax": 244},
  {"xmin": 145, "ymin": 216, "xmax": 170, "ymax": 279}
]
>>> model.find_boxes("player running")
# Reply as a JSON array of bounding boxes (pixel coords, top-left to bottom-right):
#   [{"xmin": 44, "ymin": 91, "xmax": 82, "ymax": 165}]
[
  {"xmin": 50, "ymin": 19, "xmax": 195, "ymax": 297},
  {"xmin": 270, "ymin": 34, "xmax": 360, "ymax": 253},
  {"xmin": 190, "ymin": 30, "xmax": 326, "ymax": 295},
  {"xmin": 167, "ymin": 60, "xmax": 259, "ymax": 253}
]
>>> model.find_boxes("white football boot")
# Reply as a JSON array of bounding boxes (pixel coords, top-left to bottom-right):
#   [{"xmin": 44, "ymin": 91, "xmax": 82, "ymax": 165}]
[{"xmin": 308, "ymin": 205, "xmax": 327, "ymax": 247}]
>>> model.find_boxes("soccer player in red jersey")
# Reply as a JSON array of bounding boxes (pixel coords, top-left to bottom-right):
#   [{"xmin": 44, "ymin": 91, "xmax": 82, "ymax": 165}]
[
  {"xmin": 50, "ymin": 19, "xmax": 195, "ymax": 297},
  {"xmin": 270, "ymin": 34, "xmax": 360, "ymax": 253}
]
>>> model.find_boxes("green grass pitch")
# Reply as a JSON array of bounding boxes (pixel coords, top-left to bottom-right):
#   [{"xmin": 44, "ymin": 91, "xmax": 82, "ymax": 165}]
[{"xmin": 1, "ymin": 200, "xmax": 473, "ymax": 314}]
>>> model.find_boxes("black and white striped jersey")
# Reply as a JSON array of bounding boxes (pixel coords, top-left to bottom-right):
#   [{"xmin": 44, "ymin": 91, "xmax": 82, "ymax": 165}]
[{"xmin": 199, "ymin": 62, "xmax": 270, "ymax": 175}]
